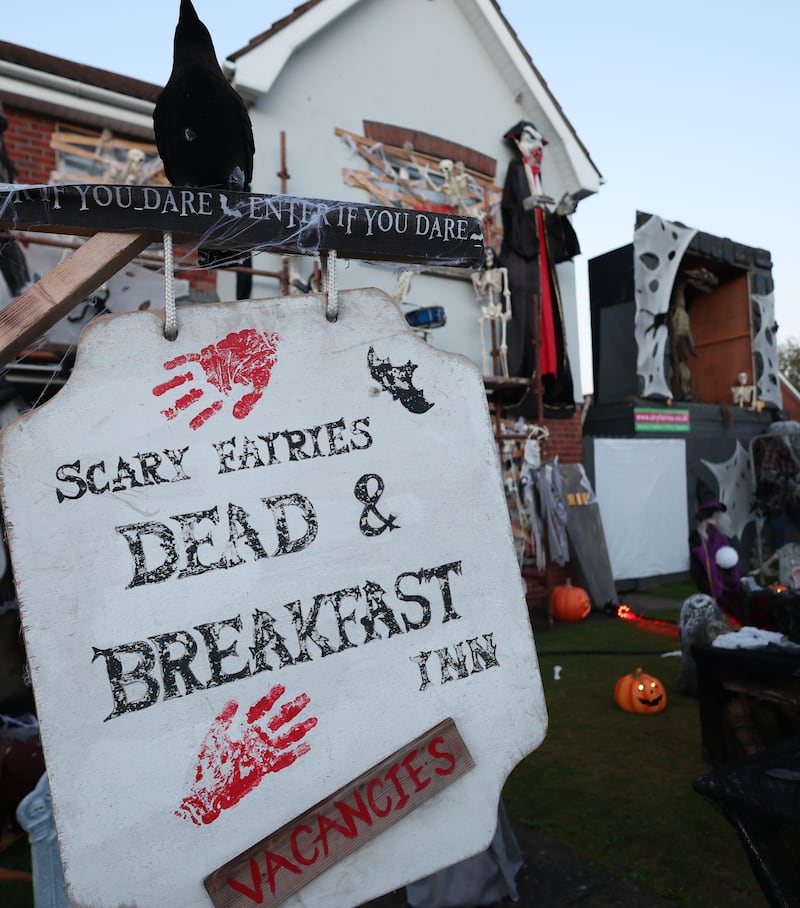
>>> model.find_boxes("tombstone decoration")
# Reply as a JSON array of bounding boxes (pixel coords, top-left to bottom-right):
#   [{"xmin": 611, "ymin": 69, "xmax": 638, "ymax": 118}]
[{"xmin": 0, "ymin": 186, "xmax": 545, "ymax": 908}]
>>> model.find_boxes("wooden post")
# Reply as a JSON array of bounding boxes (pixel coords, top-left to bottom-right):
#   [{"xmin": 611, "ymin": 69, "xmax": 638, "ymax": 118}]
[
  {"xmin": 277, "ymin": 131, "xmax": 290, "ymax": 192},
  {"xmin": 0, "ymin": 230, "xmax": 155, "ymax": 367},
  {"xmin": 490, "ymin": 318, "xmax": 499, "ymax": 375},
  {"xmin": 532, "ymin": 290, "xmax": 544, "ymax": 424},
  {"xmin": 278, "ymin": 131, "xmax": 291, "ymax": 296},
  {"xmin": 530, "ymin": 287, "xmax": 549, "ymax": 625}
]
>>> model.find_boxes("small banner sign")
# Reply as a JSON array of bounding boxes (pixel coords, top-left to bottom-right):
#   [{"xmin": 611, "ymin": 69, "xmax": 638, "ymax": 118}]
[
  {"xmin": 205, "ymin": 718, "xmax": 473, "ymax": 907},
  {"xmin": 0, "ymin": 184, "xmax": 484, "ymax": 268},
  {"xmin": 0, "ymin": 289, "xmax": 545, "ymax": 907},
  {"xmin": 634, "ymin": 407, "xmax": 691, "ymax": 433}
]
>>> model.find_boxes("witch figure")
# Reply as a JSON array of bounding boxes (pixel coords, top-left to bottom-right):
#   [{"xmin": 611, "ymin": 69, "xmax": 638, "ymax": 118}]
[{"xmin": 499, "ymin": 121, "xmax": 579, "ymax": 418}]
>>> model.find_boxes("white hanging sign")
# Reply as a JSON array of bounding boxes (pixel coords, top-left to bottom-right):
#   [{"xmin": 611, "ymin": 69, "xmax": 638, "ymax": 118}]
[{"xmin": 0, "ymin": 289, "xmax": 546, "ymax": 907}]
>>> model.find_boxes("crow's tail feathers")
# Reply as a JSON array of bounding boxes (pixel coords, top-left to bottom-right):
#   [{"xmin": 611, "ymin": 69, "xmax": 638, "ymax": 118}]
[
  {"xmin": 196, "ymin": 247, "xmax": 253, "ymax": 299},
  {"xmin": 236, "ymin": 252, "xmax": 253, "ymax": 300}
]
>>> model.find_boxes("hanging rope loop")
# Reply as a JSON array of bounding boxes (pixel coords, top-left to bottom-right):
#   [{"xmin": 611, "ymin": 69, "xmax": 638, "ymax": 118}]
[
  {"xmin": 324, "ymin": 249, "xmax": 338, "ymax": 322},
  {"xmin": 162, "ymin": 231, "xmax": 178, "ymax": 341}
]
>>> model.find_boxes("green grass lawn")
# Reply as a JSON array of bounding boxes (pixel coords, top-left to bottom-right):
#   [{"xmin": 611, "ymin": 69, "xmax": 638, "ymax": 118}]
[
  {"xmin": 636, "ymin": 578, "xmax": 698, "ymax": 602},
  {"xmin": 0, "ymin": 596, "xmax": 767, "ymax": 907},
  {"xmin": 503, "ymin": 601, "xmax": 766, "ymax": 907}
]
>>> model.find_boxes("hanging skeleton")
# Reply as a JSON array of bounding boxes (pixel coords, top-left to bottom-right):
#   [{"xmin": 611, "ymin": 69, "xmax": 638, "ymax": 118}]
[
  {"xmin": 425, "ymin": 158, "xmax": 480, "ymax": 217},
  {"xmin": 471, "ymin": 248, "xmax": 511, "ymax": 376},
  {"xmin": 336, "ymin": 128, "xmax": 497, "ymax": 230}
]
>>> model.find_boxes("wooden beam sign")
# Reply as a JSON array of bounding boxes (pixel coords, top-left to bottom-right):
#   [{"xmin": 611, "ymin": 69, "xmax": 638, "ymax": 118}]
[
  {"xmin": 0, "ymin": 230, "xmax": 157, "ymax": 365},
  {"xmin": 0, "ymin": 184, "xmax": 484, "ymax": 268},
  {"xmin": 205, "ymin": 718, "xmax": 473, "ymax": 907}
]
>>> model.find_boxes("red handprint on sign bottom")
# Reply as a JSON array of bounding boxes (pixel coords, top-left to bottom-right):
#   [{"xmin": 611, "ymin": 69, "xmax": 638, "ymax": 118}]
[
  {"xmin": 176, "ymin": 685, "xmax": 317, "ymax": 826},
  {"xmin": 153, "ymin": 328, "xmax": 280, "ymax": 430}
]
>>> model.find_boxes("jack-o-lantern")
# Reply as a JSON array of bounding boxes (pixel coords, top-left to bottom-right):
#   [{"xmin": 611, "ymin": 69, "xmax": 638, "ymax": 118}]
[
  {"xmin": 552, "ymin": 579, "xmax": 591, "ymax": 622},
  {"xmin": 614, "ymin": 667, "xmax": 667, "ymax": 714}
]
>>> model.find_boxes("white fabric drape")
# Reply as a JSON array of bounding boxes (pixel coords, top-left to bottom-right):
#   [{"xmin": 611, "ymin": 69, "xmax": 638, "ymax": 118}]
[{"xmin": 593, "ymin": 438, "xmax": 689, "ymax": 580}]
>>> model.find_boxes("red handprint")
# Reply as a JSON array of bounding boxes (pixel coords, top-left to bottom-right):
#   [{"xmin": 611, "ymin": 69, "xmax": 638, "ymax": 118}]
[
  {"xmin": 153, "ymin": 328, "xmax": 280, "ymax": 430},
  {"xmin": 176, "ymin": 685, "xmax": 317, "ymax": 826}
]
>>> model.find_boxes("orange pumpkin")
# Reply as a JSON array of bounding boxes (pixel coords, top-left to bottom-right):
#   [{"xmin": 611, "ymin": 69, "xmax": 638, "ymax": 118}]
[
  {"xmin": 551, "ymin": 579, "xmax": 591, "ymax": 622},
  {"xmin": 614, "ymin": 667, "xmax": 667, "ymax": 714}
]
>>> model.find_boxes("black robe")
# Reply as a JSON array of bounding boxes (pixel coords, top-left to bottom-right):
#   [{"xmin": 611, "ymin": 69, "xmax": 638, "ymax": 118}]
[{"xmin": 498, "ymin": 157, "xmax": 579, "ymax": 418}]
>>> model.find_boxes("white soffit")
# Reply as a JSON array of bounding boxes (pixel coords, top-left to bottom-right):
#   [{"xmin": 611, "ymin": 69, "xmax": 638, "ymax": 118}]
[
  {"xmin": 0, "ymin": 61, "xmax": 154, "ymax": 133},
  {"xmin": 232, "ymin": 0, "xmax": 363, "ymax": 100}
]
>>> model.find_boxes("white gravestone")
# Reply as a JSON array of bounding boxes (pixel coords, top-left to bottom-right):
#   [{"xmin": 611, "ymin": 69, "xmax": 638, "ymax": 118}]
[{"xmin": 0, "ymin": 289, "xmax": 546, "ymax": 907}]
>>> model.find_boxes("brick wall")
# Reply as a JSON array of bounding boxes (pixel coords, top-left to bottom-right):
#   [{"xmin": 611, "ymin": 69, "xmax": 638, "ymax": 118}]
[
  {"xmin": 781, "ymin": 378, "xmax": 800, "ymax": 422},
  {"xmin": 2, "ymin": 102, "xmax": 217, "ymax": 293},
  {"xmin": 517, "ymin": 407, "xmax": 587, "ymax": 623},
  {"xmin": 4, "ymin": 105, "xmax": 55, "ymax": 184},
  {"xmin": 548, "ymin": 408, "xmax": 586, "ymax": 589},
  {"xmin": 542, "ymin": 408, "xmax": 584, "ymax": 463}
]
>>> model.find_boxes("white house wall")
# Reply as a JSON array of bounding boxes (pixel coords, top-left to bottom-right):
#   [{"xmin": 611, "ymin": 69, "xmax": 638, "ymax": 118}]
[{"xmin": 223, "ymin": 0, "xmax": 589, "ymax": 394}]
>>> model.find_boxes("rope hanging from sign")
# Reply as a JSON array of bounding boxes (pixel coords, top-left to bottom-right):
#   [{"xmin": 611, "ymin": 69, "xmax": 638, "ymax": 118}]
[
  {"xmin": 162, "ymin": 231, "xmax": 178, "ymax": 341},
  {"xmin": 324, "ymin": 249, "xmax": 339, "ymax": 322}
]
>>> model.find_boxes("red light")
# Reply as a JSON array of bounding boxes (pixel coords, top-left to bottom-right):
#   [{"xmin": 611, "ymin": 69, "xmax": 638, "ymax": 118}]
[{"xmin": 614, "ymin": 602, "xmax": 678, "ymax": 638}]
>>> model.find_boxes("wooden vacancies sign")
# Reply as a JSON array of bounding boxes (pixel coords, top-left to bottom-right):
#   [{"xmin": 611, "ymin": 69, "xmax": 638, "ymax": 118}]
[
  {"xmin": 0, "ymin": 290, "xmax": 546, "ymax": 907},
  {"xmin": 205, "ymin": 718, "xmax": 474, "ymax": 907}
]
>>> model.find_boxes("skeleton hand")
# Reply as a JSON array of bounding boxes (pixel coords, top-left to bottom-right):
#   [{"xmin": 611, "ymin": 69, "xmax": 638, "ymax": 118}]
[
  {"xmin": 555, "ymin": 193, "xmax": 578, "ymax": 216},
  {"xmin": 522, "ymin": 194, "xmax": 555, "ymax": 211}
]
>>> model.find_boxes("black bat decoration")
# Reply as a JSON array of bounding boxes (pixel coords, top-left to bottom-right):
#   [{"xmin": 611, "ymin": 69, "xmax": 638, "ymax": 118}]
[{"xmin": 367, "ymin": 346, "xmax": 434, "ymax": 414}]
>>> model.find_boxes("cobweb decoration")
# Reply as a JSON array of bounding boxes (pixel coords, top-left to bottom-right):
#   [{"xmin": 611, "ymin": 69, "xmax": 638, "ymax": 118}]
[
  {"xmin": 633, "ymin": 215, "xmax": 697, "ymax": 399},
  {"xmin": 336, "ymin": 127, "xmax": 498, "ymax": 238},
  {"xmin": 0, "ymin": 183, "xmax": 483, "ymax": 275},
  {"xmin": 751, "ymin": 290, "xmax": 782, "ymax": 409},
  {"xmin": 701, "ymin": 440, "xmax": 755, "ymax": 541}
]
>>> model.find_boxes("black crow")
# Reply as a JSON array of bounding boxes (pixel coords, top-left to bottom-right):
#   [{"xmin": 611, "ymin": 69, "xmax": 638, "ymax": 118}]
[{"xmin": 154, "ymin": 0, "xmax": 255, "ymax": 297}]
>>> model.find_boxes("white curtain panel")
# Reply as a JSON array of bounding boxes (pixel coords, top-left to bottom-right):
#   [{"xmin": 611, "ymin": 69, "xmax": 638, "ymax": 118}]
[{"xmin": 593, "ymin": 437, "xmax": 689, "ymax": 580}]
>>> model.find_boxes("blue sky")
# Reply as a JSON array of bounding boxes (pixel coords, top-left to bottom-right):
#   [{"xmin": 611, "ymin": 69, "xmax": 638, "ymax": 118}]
[{"xmin": 4, "ymin": 0, "xmax": 799, "ymax": 394}]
